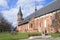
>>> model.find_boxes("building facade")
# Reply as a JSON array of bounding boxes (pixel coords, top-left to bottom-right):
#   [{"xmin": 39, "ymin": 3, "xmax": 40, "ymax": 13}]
[{"xmin": 16, "ymin": 0, "xmax": 60, "ymax": 33}]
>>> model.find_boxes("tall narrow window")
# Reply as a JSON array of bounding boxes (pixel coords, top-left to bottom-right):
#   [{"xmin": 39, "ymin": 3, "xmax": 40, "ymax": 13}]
[
  {"xmin": 31, "ymin": 23, "xmax": 33, "ymax": 28},
  {"xmin": 25, "ymin": 26, "xmax": 28, "ymax": 32}
]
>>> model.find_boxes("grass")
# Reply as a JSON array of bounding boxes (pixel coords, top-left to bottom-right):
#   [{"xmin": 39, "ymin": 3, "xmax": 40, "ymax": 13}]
[
  {"xmin": 0, "ymin": 32, "xmax": 60, "ymax": 40},
  {"xmin": 48, "ymin": 33, "xmax": 60, "ymax": 38},
  {"xmin": 0, "ymin": 32, "xmax": 41, "ymax": 40}
]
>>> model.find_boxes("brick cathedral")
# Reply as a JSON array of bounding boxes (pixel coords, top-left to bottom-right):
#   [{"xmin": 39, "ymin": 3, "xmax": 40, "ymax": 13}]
[{"xmin": 16, "ymin": 0, "xmax": 60, "ymax": 33}]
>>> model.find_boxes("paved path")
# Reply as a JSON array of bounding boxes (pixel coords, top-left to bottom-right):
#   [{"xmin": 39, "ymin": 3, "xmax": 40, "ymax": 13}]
[{"xmin": 20, "ymin": 35, "xmax": 60, "ymax": 40}]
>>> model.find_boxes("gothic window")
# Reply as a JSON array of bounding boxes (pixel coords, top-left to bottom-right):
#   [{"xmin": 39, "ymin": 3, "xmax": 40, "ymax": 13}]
[
  {"xmin": 25, "ymin": 26, "xmax": 28, "ymax": 32},
  {"xmin": 30, "ymin": 19, "xmax": 34, "ymax": 28},
  {"xmin": 31, "ymin": 23, "xmax": 33, "ymax": 28},
  {"xmin": 40, "ymin": 23, "xmax": 41, "ymax": 27}
]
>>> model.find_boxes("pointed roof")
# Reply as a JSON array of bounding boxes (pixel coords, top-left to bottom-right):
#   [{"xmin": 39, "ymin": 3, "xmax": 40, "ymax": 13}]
[{"xmin": 18, "ymin": 7, "xmax": 23, "ymax": 16}]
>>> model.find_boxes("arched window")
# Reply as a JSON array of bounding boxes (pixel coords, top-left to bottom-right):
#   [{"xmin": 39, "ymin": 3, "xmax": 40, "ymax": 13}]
[
  {"xmin": 30, "ymin": 19, "xmax": 34, "ymax": 28},
  {"xmin": 31, "ymin": 23, "xmax": 33, "ymax": 28},
  {"xmin": 25, "ymin": 26, "xmax": 28, "ymax": 32}
]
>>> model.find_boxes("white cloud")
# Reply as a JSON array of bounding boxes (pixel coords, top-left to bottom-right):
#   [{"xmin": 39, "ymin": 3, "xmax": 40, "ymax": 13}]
[
  {"xmin": 1, "ymin": 7, "xmax": 19, "ymax": 27},
  {"xmin": 0, "ymin": 0, "xmax": 8, "ymax": 7},
  {"xmin": 22, "ymin": 4, "xmax": 35, "ymax": 18}
]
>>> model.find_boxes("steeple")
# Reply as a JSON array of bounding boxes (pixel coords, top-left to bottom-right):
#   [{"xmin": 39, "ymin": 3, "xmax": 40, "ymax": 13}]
[
  {"xmin": 17, "ymin": 7, "xmax": 23, "ymax": 26},
  {"xmin": 34, "ymin": 1, "xmax": 37, "ymax": 18},
  {"xmin": 18, "ymin": 7, "xmax": 23, "ymax": 16}
]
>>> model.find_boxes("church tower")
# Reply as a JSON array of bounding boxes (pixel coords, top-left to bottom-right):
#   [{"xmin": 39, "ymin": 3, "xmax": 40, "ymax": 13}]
[{"xmin": 17, "ymin": 7, "xmax": 23, "ymax": 26}]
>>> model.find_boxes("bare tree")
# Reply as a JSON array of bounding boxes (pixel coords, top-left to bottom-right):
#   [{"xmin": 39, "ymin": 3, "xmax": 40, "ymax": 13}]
[{"xmin": 0, "ymin": 13, "xmax": 12, "ymax": 32}]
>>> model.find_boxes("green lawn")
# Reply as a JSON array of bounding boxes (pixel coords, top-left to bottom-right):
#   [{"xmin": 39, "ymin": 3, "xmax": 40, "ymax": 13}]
[
  {"xmin": 0, "ymin": 32, "xmax": 41, "ymax": 40},
  {"xmin": 49, "ymin": 33, "xmax": 60, "ymax": 38}
]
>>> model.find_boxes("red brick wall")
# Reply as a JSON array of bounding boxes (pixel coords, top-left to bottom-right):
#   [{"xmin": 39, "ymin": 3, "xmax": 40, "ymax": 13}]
[{"xmin": 16, "ymin": 13, "xmax": 58, "ymax": 33}]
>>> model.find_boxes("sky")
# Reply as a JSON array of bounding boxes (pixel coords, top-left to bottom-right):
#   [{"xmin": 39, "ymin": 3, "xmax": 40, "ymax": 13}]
[{"xmin": 0, "ymin": 0, "xmax": 54, "ymax": 27}]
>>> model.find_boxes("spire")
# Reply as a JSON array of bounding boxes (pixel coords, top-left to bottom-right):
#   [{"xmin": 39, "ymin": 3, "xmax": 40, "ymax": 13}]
[
  {"xmin": 18, "ymin": 7, "xmax": 23, "ymax": 16},
  {"xmin": 35, "ymin": 0, "xmax": 37, "ymax": 17},
  {"xmin": 35, "ymin": 0, "xmax": 37, "ymax": 12}
]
